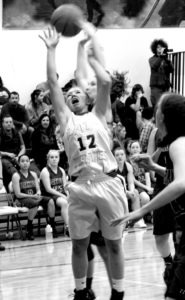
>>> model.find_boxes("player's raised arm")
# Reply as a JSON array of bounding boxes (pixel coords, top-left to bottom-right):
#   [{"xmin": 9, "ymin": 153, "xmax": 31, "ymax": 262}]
[{"xmin": 39, "ymin": 27, "xmax": 71, "ymax": 134}]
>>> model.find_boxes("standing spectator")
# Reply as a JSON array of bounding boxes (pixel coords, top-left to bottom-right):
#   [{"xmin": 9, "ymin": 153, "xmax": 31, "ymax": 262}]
[
  {"xmin": 0, "ymin": 91, "xmax": 34, "ymax": 151},
  {"xmin": 26, "ymin": 89, "xmax": 50, "ymax": 128},
  {"xmin": 149, "ymin": 39, "xmax": 174, "ymax": 107},
  {"xmin": 0, "ymin": 115, "xmax": 25, "ymax": 190},
  {"xmin": 0, "ymin": 76, "xmax": 10, "ymax": 110},
  {"xmin": 31, "ymin": 113, "xmax": 58, "ymax": 171},
  {"xmin": 40, "ymin": 149, "xmax": 69, "ymax": 236},
  {"xmin": 124, "ymin": 84, "xmax": 148, "ymax": 139},
  {"xmin": 86, "ymin": 0, "xmax": 104, "ymax": 27}
]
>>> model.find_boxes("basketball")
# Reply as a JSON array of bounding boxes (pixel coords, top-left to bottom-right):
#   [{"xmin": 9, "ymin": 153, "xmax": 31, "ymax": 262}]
[{"xmin": 51, "ymin": 4, "xmax": 84, "ymax": 37}]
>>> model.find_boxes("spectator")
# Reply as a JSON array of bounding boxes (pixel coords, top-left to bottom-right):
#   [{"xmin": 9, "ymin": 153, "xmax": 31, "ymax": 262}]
[
  {"xmin": 110, "ymin": 71, "xmax": 129, "ymax": 125},
  {"xmin": 36, "ymin": 73, "xmax": 59, "ymax": 106},
  {"xmin": 136, "ymin": 107, "xmax": 155, "ymax": 153},
  {"xmin": 113, "ymin": 123, "xmax": 127, "ymax": 150},
  {"xmin": 0, "ymin": 153, "xmax": 6, "ymax": 251},
  {"xmin": 26, "ymin": 89, "xmax": 50, "ymax": 128},
  {"xmin": 129, "ymin": 140, "xmax": 153, "ymax": 208},
  {"xmin": 114, "ymin": 146, "xmax": 147, "ymax": 228},
  {"xmin": 0, "ymin": 91, "xmax": 34, "ymax": 151},
  {"xmin": 149, "ymin": 39, "xmax": 174, "ymax": 107},
  {"xmin": 31, "ymin": 113, "xmax": 58, "ymax": 171},
  {"xmin": 0, "ymin": 115, "xmax": 25, "ymax": 190},
  {"xmin": 0, "ymin": 76, "xmax": 10, "ymax": 110},
  {"xmin": 12, "ymin": 154, "xmax": 56, "ymax": 240},
  {"xmin": 124, "ymin": 84, "xmax": 148, "ymax": 139},
  {"xmin": 40, "ymin": 149, "xmax": 69, "ymax": 236},
  {"xmin": 54, "ymin": 125, "xmax": 68, "ymax": 172}
]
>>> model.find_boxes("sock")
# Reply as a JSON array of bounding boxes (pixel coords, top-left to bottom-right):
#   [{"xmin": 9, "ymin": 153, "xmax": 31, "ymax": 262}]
[
  {"xmin": 112, "ymin": 278, "xmax": 124, "ymax": 292},
  {"xmin": 86, "ymin": 277, "xmax": 93, "ymax": 289},
  {"xmin": 27, "ymin": 220, "xmax": 33, "ymax": 231},
  {"xmin": 49, "ymin": 217, "xmax": 55, "ymax": 228},
  {"xmin": 163, "ymin": 254, "xmax": 173, "ymax": 265},
  {"xmin": 75, "ymin": 277, "xmax": 86, "ymax": 291}
]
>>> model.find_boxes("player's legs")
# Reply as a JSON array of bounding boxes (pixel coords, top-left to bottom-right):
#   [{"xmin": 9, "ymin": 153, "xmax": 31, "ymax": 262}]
[
  {"xmin": 72, "ymin": 236, "xmax": 91, "ymax": 299},
  {"xmin": 105, "ymin": 238, "xmax": 125, "ymax": 299}
]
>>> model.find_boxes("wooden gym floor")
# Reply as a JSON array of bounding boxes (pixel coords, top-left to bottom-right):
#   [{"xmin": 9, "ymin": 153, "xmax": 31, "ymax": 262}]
[{"xmin": 0, "ymin": 226, "xmax": 174, "ymax": 300}]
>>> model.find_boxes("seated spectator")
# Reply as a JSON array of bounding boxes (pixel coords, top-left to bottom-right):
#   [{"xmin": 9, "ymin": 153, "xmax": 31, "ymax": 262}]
[
  {"xmin": 0, "ymin": 76, "xmax": 10, "ymax": 110},
  {"xmin": 40, "ymin": 150, "xmax": 69, "ymax": 236},
  {"xmin": 136, "ymin": 107, "xmax": 155, "ymax": 153},
  {"xmin": 0, "ymin": 91, "xmax": 34, "ymax": 151},
  {"xmin": 31, "ymin": 113, "xmax": 58, "ymax": 171},
  {"xmin": 26, "ymin": 89, "xmax": 50, "ymax": 128},
  {"xmin": 36, "ymin": 73, "xmax": 59, "ymax": 106},
  {"xmin": 124, "ymin": 137, "xmax": 133, "ymax": 160},
  {"xmin": 113, "ymin": 122, "xmax": 127, "ymax": 150},
  {"xmin": 129, "ymin": 140, "xmax": 153, "ymax": 208},
  {"xmin": 0, "ymin": 153, "xmax": 6, "ymax": 251},
  {"xmin": 55, "ymin": 125, "xmax": 68, "ymax": 172},
  {"xmin": 12, "ymin": 154, "xmax": 56, "ymax": 240},
  {"xmin": 124, "ymin": 84, "xmax": 149, "ymax": 139},
  {"xmin": 113, "ymin": 146, "xmax": 147, "ymax": 228},
  {"xmin": 0, "ymin": 115, "xmax": 25, "ymax": 190}
]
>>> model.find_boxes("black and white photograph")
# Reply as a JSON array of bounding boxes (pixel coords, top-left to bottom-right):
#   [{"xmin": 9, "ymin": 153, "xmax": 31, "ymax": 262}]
[{"xmin": 0, "ymin": 1, "xmax": 185, "ymax": 300}]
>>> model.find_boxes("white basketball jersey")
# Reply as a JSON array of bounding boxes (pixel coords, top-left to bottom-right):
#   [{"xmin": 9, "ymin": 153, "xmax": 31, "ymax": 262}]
[{"xmin": 63, "ymin": 112, "xmax": 117, "ymax": 177}]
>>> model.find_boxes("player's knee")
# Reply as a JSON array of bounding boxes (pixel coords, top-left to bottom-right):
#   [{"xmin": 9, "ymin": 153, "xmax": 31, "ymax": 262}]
[
  {"xmin": 72, "ymin": 238, "xmax": 89, "ymax": 255},
  {"xmin": 106, "ymin": 239, "xmax": 122, "ymax": 255}
]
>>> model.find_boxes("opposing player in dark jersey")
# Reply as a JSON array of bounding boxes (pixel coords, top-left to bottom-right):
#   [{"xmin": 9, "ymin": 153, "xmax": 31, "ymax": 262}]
[{"xmin": 111, "ymin": 92, "xmax": 185, "ymax": 300}]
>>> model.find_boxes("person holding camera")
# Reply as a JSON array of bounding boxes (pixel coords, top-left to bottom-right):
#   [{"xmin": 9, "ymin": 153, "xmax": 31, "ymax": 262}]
[{"xmin": 149, "ymin": 39, "xmax": 174, "ymax": 107}]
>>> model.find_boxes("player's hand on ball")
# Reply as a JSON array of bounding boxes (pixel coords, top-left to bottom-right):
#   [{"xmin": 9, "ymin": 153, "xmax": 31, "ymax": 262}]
[
  {"xmin": 39, "ymin": 26, "xmax": 61, "ymax": 49},
  {"xmin": 80, "ymin": 21, "xmax": 97, "ymax": 38}
]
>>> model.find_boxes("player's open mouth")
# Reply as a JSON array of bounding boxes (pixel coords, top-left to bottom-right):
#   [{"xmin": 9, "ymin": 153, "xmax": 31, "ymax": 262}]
[{"xmin": 72, "ymin": 97, "xmax": 79, "ymax": 105}]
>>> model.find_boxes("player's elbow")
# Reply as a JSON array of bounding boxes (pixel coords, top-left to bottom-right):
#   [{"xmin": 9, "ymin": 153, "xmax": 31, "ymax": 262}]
[{"xmin": 101, "ymin": 74, "xmax": 112, "ymax": 88}]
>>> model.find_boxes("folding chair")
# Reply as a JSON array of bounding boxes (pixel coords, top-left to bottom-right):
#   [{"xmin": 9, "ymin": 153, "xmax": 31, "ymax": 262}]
[{"xmin": 0, "ymin": 193, "xmax": 24, "ymax": 239}]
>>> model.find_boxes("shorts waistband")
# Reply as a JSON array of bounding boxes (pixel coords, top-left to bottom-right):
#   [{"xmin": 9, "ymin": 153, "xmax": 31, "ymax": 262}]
[{"xmin": 70, "ymin": 169, "xmax": 117, "ymax": 182}]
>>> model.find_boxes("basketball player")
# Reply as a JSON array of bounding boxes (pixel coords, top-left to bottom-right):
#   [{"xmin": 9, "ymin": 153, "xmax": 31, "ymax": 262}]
[
  {"xmin": 111, "ymin": 92, "xmax": 185, "ymax": 300},
  {"xmin": 39, "ymin": 24, "xmax": 128, "ymax": 300}
]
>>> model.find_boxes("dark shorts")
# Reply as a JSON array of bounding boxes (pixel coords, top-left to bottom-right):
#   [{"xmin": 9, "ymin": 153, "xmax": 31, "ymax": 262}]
[
  {"xmin": 15, "ymin": 196, "xmax": 50, "ymax": 210},
  {"xmin": 153, "ymin": 204, "xmax": 175, "ymax": 235},
  {"xmin": 89, "ymin": 231, "xmax": 106, "ymax": 247},
  {"xmin": 87, "ymin": 231, "xmax": 106, "ymax": 261}
]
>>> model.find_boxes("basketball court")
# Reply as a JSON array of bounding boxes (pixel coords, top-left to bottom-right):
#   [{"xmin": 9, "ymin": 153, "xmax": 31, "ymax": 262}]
[{"xmin": 0, "ymin": 226, "xmax": 173, "ymax": 299}]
